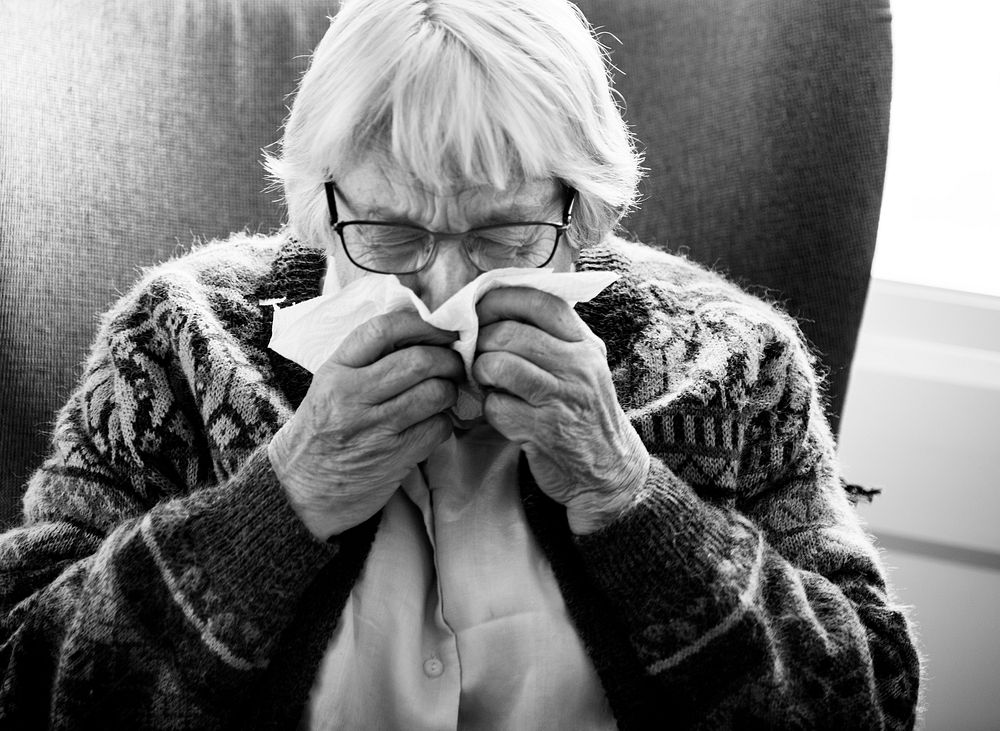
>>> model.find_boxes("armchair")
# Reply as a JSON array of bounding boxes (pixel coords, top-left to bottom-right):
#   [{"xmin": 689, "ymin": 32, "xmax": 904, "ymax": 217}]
[{"xmin": 0, "ymin": 0, "xmax": 892, "ymax": 528}]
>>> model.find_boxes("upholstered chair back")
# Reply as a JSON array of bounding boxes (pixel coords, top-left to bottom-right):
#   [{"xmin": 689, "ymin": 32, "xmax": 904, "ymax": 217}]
[{"xmin": 0, "ymin": 0, "xmax": 892, "ymax": 527}]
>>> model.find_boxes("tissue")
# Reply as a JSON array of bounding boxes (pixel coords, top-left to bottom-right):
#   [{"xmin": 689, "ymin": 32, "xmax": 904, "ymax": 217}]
[{"xmin": 269, "ymin": 267, "xmax": 619, "ymax": 422}]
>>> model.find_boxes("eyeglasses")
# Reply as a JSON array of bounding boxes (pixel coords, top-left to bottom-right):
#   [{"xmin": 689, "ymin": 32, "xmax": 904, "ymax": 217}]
[{"xmin": 324, "ymin": 181, "xmax": 576, "ymax": 275}]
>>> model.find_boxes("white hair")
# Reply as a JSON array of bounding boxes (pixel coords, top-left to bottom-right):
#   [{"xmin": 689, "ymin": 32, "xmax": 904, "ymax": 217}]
[{"xmin": 264, "ymin": 0, "xmax": 643, "ymax": 250}]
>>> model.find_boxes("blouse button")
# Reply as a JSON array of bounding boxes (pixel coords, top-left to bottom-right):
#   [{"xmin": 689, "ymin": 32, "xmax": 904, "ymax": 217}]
[{"xmin": 423, "ymin": 656, "xmax": 444, "ymax": 678}]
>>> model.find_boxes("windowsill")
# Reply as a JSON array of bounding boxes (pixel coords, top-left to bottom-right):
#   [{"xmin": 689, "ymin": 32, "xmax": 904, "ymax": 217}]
[{"xmin": 838, "ymin": 277, "xmax": 1000, "ymax": 560}]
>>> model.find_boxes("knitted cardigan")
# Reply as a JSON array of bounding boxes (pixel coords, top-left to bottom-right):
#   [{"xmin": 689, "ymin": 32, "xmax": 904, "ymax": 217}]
[{"xmin": 0, "ymin": 233, "xmax": 919, "ymax": 729}]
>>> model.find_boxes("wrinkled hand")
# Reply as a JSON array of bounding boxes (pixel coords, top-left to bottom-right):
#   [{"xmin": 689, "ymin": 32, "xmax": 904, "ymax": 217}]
[
  {"xmin": 473, "ymin": 287, "xmax": 650, "ymax": 534},
  {"xmin": 269, "ymin": 310, "xmax": 463, "ymax": 541}
]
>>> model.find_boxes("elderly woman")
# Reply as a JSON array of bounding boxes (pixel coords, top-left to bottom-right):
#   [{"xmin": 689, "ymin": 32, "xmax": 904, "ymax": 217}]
[{"xmin": 0, "ymin": 0, "xmax": 919, "ymax": 728}]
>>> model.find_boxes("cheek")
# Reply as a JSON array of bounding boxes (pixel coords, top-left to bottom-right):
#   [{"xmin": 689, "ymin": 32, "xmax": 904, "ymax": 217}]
[{"xmin": 324, "ymin": 247, "xmax": 368, "ymax": 294}]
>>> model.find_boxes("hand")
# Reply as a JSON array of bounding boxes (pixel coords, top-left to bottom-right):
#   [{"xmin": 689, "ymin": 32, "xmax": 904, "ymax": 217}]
[
  {"xmin": 473, "ymin": 287, "xmax": 649, "ymax": 534},
  {"xmin": 269, "ymin": 310, "xmax": 464, "ymax": 540}
]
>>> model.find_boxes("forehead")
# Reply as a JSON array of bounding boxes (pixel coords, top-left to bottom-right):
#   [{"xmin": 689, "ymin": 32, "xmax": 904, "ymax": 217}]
[{"xmin": 337, "ymin": 154, "xmax": 561, "ymax": 218}]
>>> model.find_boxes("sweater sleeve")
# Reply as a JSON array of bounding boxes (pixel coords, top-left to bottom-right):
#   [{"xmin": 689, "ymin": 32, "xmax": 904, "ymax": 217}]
[
  {"xmin": 0, "ymin": 261, "xmax": 337, "ymax": 728},
  {"xmin": 574, "ymin": 288, "xmax": 921, "ymax": 729}
]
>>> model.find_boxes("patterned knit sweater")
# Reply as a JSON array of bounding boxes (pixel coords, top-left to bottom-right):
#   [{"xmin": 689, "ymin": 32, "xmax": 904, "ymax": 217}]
[{"xmin": 0, "ymin": 232, "xmax": 919, "ymax": 729}]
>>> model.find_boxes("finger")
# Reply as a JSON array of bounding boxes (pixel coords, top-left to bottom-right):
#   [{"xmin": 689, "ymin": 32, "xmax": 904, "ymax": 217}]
[
  {"xmin": 376, "ymin": 377, "xmax": 459, "ymax": 432},
  {"xmin": 396, "ymin": 412, "xmax": 454, "ymax": 460},
  {"xmin": 473, "ymin": 351, "xmax": 561, "ymax": 407},
  {"xmin": 475, "ymin": 319, "xmax": 571, "ymax": 371},
  {"xmin": 476, "ymin": 287, "xmax": 583, "ymax": 342},
  {"xmin": 481, "ymin": 390, "xmax": 534, "ymax": 444},
  {"xmin": 335, "ymin": 310, "xmax": 458, "ymax": 368},
  {"xmin": 365, "ymin": 345, "xmax": 465, "ymax": 403}
]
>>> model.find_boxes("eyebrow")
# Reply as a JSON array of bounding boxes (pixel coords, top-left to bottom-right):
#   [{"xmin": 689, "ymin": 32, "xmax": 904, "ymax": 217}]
[
  {"xmin": 361, "ymin": 203, "xmax": 404, "ymax": 219},
  {"xmin": 360, "ymin": 201, "xmax": 555, "ymax": 227}
]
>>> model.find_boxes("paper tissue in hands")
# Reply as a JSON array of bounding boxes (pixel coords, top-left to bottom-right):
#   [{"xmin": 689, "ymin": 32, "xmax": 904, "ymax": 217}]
[{"xmin": 268, "ymin": 267, "xmax": 619, "ymax": 424}]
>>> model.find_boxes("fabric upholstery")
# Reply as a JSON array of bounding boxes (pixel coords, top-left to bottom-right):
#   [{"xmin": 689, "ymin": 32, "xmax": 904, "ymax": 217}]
[
  {"xmin": 573, "ymin": 0, "xmax": 892, "ymax": 434},
  {"xmin": 0, "ymin": 0, "xmax": 335, "ymax": 527},
  {"xmin": 0, "ymin": 0, "xmax": 892, "ymax": 528}
]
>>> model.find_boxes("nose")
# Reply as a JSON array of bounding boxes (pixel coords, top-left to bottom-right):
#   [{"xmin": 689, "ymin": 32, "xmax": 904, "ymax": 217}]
[{"xmin": 405, "ymin": 236, "xmax": 481, "ymax": 311}]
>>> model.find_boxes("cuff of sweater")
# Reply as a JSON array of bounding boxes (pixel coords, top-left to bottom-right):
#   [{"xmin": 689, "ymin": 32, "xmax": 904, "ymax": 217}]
[
  {"xmin": 140, "ymin": 445, "xmax": 337, "ymax": 667},
  {"xmin": 573, "ymin": 455, "xmax": 762, "ymax": 626}
]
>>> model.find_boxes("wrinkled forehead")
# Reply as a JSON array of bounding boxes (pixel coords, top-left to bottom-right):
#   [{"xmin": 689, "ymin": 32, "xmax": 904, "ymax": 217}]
[
  {"xmin": 325, "ymin": 126, "xmax": 545, "ymax": 201},
  {"xmin": 337, "ymin": 151, "xmax": 563, "ymax": 221},
  {"xmin": 344, "ymin": 148, "xmax": 550, "ymax": 196}
]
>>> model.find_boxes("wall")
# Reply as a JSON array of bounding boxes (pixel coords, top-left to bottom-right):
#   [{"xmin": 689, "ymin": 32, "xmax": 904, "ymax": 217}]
[{"xmin": 838, "ymin": 277, "xmax": 1000, "ymax": 730}]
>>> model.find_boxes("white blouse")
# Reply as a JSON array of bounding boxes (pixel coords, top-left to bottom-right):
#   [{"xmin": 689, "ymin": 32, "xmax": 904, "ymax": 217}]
[{"xmin": 306, "ymin": 423, "xmax": 616, "ymax": 729}]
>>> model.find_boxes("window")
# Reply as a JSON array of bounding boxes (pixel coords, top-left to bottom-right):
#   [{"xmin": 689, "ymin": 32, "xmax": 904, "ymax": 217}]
[{"xmin": 873, "ymin": 0, "xmax": 1000, "ymax": 297}]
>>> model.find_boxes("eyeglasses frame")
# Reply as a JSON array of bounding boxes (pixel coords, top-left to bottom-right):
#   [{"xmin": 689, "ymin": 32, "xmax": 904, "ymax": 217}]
[{"xmin": 324, "ymin": 181, "xmax": 577, "ymax": 275}]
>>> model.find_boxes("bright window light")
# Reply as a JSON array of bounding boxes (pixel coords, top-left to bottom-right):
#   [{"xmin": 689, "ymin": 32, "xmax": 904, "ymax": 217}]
[{"xmin": 873, "ymin": 0, "xmax": 1000, "ymax": 298}]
